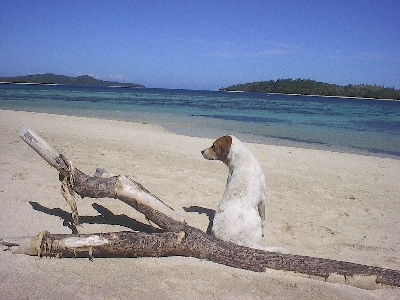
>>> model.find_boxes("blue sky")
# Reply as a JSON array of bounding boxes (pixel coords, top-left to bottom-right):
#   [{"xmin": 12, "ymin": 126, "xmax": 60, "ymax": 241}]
[{"xmin": 1, "ymin": 1, "xmax": 399, "ymax": 90}]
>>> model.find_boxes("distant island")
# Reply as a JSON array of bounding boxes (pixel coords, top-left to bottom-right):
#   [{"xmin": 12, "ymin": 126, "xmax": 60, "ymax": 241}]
[
  {"xmin": 220, "ymin": 78, "xmax": 400, "ymax": 100},
  {"xmin": 0, "ymin": 73, "xmax": 145, "ymax": 88}
]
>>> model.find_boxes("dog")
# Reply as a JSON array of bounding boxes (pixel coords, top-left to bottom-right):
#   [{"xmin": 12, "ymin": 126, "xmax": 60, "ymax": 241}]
[{"xmin": 201, "ymin": 135, "xmax": 287, "ymax": 253}]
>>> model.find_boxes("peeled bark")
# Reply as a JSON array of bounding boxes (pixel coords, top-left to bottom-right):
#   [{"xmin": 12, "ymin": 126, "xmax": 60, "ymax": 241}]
[{"xmin": 6, "ymin": 127, "xmax": 399, "ymax": 290}]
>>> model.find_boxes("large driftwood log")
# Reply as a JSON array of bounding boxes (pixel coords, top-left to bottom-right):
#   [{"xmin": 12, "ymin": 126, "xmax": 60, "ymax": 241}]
[{"xmin": 5, "ymin": 127, "xmax": 399, "ymax": 290}]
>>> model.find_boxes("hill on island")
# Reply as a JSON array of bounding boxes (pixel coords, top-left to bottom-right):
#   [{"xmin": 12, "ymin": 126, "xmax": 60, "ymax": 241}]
[
  {"xmin": 220, "ymin": 79, "xmax": 400, "ymax": 100},
  {"xmin": 0, "ymin": 73, "xmax": 145, "ymax": 88}
]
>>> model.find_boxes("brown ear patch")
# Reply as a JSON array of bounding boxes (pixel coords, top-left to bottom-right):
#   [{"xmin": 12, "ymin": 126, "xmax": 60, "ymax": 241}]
[{"xmin": 212, "ymin": 135, "xmax": 232, "ymax": 160}]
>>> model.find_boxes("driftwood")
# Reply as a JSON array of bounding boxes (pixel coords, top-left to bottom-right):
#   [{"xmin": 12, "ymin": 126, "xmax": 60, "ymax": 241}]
[{"xmin": 2, "ymin": 127, "xmax": 399, "ymax": 290}]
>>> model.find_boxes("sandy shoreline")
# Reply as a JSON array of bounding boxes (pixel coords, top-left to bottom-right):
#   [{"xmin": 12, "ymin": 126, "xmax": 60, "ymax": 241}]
[{"xmin": 1, "ymin": 109, "xmax": 399, "ymax": 299}]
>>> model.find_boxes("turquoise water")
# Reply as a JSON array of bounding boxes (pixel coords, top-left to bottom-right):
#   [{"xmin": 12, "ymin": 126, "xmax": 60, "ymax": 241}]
[{"xmin": 1, "ymin": 84, "xmax": 400, "ymax": 158}]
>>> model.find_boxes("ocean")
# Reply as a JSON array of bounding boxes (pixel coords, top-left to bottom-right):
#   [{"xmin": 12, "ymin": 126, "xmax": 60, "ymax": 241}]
[{"xmin": 1, "ymin": 84, "xmax": 400, "ymax": 159}]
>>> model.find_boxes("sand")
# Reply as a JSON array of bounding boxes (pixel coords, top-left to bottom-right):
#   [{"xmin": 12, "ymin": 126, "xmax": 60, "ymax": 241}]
[{"xmin": 0, "ymin": 109, "xmax": 399, "ymax": 299}]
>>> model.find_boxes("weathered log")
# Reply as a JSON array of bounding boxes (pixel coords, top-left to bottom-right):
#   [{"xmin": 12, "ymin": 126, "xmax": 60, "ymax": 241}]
[
  {"xmin": 13, "ymin": 127, "xmax": 400, "ymax": 290},
  {"xmin": 19, "ymin": 127, "xmax": 185, "ymax": 225},
  {"xmin": 3, "ymin": 229, "xmax": 400, "ymax": 290}
]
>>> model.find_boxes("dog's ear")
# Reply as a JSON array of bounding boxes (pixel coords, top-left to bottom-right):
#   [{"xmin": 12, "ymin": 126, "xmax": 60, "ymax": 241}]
[{"xmin": 220, "ymin": 135, "xmax": 232, "ymax": 159}]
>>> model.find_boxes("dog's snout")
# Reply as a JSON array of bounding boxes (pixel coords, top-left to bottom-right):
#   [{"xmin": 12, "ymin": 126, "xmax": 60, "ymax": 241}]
[{"xmin": 201, "ymin": 148, "xmax": 210, "ymax": 159}]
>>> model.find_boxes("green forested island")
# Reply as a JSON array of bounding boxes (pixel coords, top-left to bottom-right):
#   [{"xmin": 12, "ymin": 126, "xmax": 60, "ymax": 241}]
[
  {"xmin": 0, "ymin": 73, "xmax": 145, "ymax": 88},
  {"xmin": 220, "ymin": 79, "xmax": 400, "ymax": 100}
]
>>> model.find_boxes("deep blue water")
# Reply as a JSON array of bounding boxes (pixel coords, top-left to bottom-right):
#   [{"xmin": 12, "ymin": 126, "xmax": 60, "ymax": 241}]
[{"xmin": 1, "ymin": 84, "xmax": 400, "ymax": 158}]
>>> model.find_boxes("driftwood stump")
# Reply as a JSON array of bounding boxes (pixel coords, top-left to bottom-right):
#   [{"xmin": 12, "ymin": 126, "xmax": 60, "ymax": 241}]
[{"xmin": 1, "ymin": 127, "xmax": 399, "ymax": 290}]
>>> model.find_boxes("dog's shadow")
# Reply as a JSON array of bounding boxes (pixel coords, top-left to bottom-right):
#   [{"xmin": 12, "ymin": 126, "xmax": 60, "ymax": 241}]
[
  {"xmin": 29, "ymin": 201, "xmax": 163, "ymax": 234},
  {"xmin": 183, "ymin": 205, "xmax": 215, "ymax": 234}
]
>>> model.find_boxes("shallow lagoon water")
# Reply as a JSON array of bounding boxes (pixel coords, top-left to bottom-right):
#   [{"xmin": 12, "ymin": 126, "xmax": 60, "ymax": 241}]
[{"xmin": 1, "ymin": 84, "xmax": 399, "ymax": 158}]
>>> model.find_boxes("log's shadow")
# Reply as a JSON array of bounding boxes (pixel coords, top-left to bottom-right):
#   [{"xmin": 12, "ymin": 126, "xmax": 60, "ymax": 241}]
[
  {"xmin": 183, "ymin": 205, "xmax": 215, "ymax": 234},
  {"xmin": 29, "ymin": 201, "xmax": 162, "ymax": 234}
]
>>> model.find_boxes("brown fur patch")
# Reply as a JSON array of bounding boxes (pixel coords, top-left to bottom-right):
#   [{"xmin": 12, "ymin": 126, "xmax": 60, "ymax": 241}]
[{"xmin": 212, "ymin": 135, "xmax": 232, "ymax": 162}]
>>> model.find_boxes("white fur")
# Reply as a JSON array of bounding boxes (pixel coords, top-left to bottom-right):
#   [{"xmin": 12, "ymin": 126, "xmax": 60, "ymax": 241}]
[{"xmin": 202, "ymin": 135, "xmax": 287, "ymax": 253}]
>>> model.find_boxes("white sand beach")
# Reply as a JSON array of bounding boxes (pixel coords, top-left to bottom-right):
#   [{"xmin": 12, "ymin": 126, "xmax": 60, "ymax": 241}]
[{"xmin": 0, "ymin": 109, "xmax": 399, "ymax": 299}]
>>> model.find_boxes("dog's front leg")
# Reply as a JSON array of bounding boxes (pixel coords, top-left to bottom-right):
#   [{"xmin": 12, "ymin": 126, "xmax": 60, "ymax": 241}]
[{"xmin": 257, "ymin": 200, "xmax": 266, "ymax": 237}]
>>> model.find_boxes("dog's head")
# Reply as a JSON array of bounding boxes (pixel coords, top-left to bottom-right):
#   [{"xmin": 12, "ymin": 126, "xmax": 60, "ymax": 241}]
[{"xmin": 201, "ymin": 135, "xmax": 232, "ymax": 165}]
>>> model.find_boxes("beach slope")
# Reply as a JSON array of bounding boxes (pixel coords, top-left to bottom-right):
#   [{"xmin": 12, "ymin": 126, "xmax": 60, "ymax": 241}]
[{"xmin": 0, "ymin": 109, "xmax": 399, "ymax": 299}]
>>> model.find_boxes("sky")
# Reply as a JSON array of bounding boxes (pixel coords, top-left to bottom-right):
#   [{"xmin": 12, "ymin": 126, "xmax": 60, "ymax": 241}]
[{"xmin": 1, "ymin": 1, "xmax": 399, "ymax": 90}]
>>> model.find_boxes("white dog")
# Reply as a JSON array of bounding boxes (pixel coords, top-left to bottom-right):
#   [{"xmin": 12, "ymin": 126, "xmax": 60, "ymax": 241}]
[{"xmin": 201, "ymin": 135, "xmax": 287, "ymax": 253}]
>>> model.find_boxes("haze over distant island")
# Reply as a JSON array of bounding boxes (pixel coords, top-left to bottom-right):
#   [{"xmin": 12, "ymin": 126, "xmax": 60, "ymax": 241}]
[
  {"xmin": 221, "ymin": 78, "xmax": 400, "ymax": 100},
  {"xmin": 1, "ymin": 73, "xmax": 400, "ymax": 100},
  {"xmin": 0, "ymin": 73, "xmax": 145, "ymax": 88}
]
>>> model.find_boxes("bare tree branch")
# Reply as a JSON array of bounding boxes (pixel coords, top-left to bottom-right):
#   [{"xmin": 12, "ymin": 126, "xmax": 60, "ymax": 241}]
[{"xmin": 8, "ymin": 127, "xmax": 399, "ymax": 290}]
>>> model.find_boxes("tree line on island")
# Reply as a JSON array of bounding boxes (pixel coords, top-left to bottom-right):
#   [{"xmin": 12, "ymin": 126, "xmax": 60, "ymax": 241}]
[
  {"xmin": 220, "ymin": 78, "xmax": 400, "ymax": 100},
  {"xmin": 0, "ymin": 73, "xmax": 145, "ymax": 88}
]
